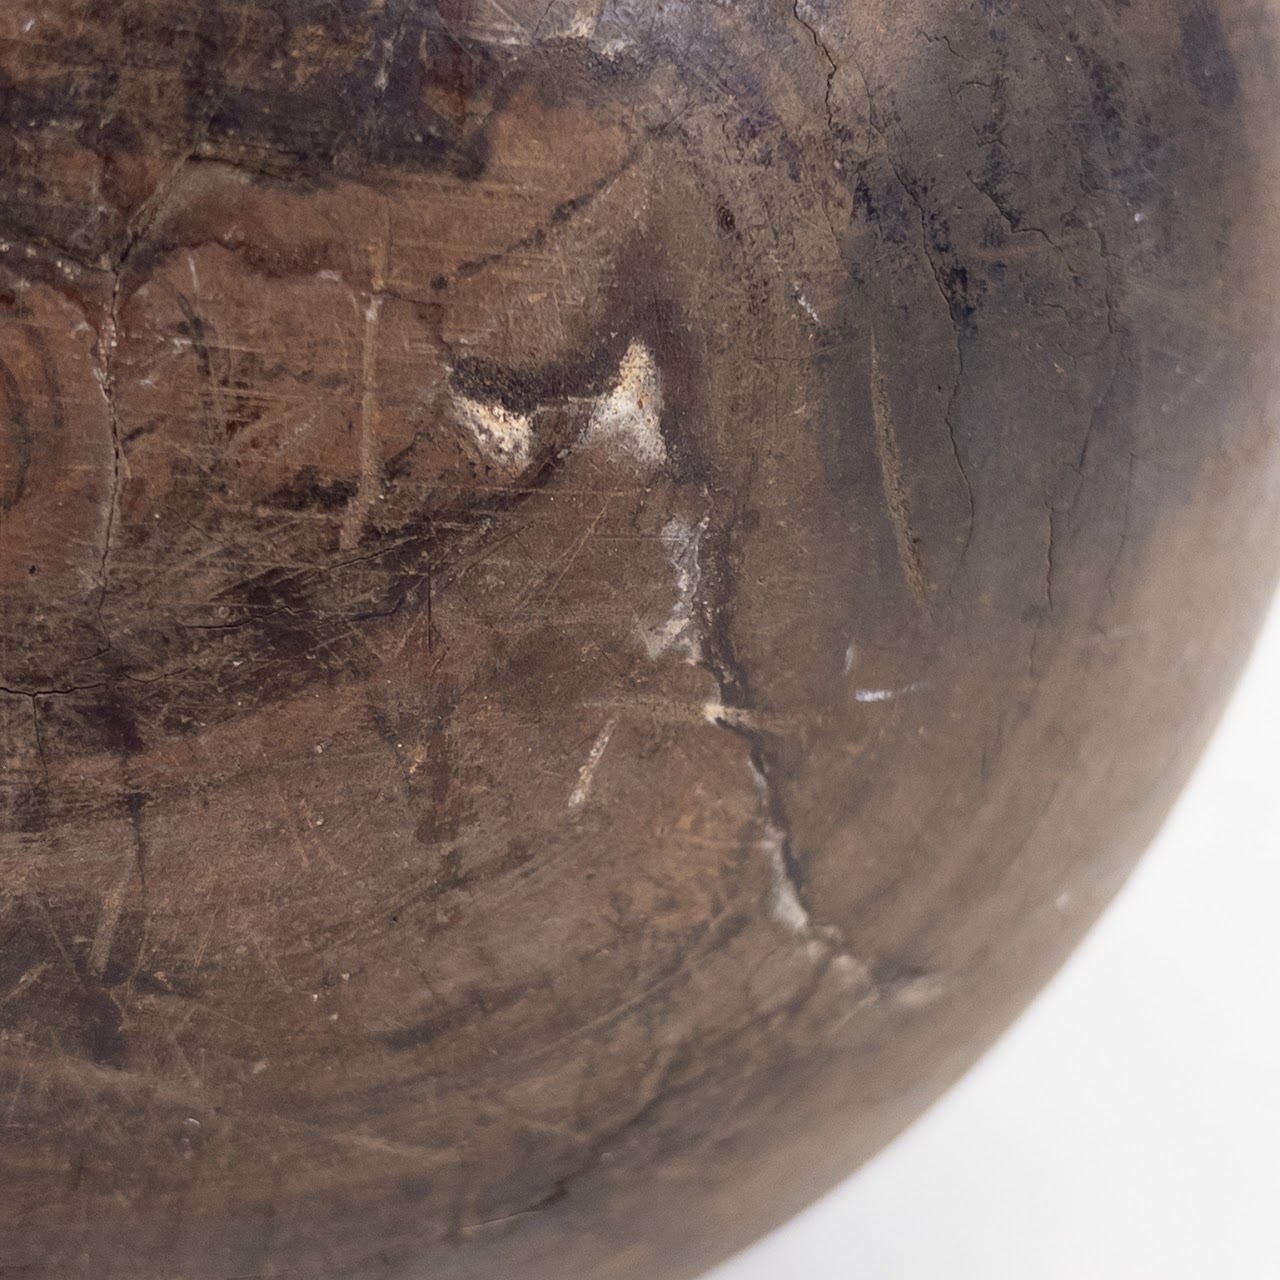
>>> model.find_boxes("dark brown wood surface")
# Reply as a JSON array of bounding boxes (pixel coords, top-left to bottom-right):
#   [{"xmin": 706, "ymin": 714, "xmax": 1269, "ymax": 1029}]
[{"xmin": 2, "ymin": 2, "xmax": 1278, "ymax": 1276}]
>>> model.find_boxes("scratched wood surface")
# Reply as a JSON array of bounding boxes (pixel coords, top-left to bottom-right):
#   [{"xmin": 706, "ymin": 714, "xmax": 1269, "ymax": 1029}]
[{"xmin": 1, "ymin": 2, "xmax": 1279, "ymax": 1277}]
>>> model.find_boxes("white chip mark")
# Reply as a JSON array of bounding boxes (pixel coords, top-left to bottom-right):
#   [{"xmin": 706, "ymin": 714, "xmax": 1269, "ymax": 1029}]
[
  {"xmin": 581, "ymin": 341, "xmax": 665, "ymax": 469},
  {"xmin": 540, "ymin": 6, "xmax": 601, "ymax": 41},
  {"xmin": 854, "ymin": 681, "xmax": 926, "ymax": 703},
  {"xmin": 888, "ymin": 973, "xmax": 947, "ymax": 1009},
  {"xmin": 453, "ymin": 396, "xmax": 533, "ymax": 466},
  {"xmin": 797, "ymin": 293, "xmax": 820, "ymax": 325},
  {"xmin": 747, "ymin": 760, "xmax": 812, "ymax": 936},
  {"xmin": 763, "ymin": 827, "xmax": 811, "ymax": 935},
  {"xmin": 452, "ymin": 340, "xmax": 663, "ymax": 476},
  {"xmin": 569, "ymin": 718, "xmax": 617, "ymax": 809},
  {"xmin": 702, "ymin": 701, "xmax": 757, "ymax": 729},
  {"xmin": 596, "ymin": 35, "xmax": 635, "ymax": 58},
  {"xmin": 639, "ymin": 514, "xmax": 708, "ymax": 663},
  {"xmin": 843, "ymin": 642, "xmax": 856, "ymax": 675}
]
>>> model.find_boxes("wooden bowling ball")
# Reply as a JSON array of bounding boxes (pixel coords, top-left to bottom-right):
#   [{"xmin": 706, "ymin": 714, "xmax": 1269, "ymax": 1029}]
[{"xmin": 2, "ymin": 2, "xmax": 1278, "ymax": 1276}]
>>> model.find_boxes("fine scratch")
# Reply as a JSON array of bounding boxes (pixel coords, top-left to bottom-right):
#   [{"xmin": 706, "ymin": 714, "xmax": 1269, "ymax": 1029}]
[
  {"xmin": 870, "ymin": 329, "xmax": 930, "ymax": 609},
  {"xmin": 87, "ymin": 863, "xmax": 135, "ymax": 980},
  {"xmin": 93, "ymin": 283, "xmax": 123, "ymax": 647},
  {"xmin": 568, "ymin": 718, "xmax": 617, "ymax": 810},
  {"xmin": 0, "ymin": 961, "xmax": 50, "ymax": 1010},
  {"xmin": 91, "ymin": 142, "xmax": 207, "ymax": 645},
  {"xmin": 342, "ymin": 204, "xmax": 392, "ymax": 551}
]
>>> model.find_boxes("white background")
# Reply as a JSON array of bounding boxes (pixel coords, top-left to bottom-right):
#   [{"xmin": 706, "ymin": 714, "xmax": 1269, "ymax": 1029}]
[{"xmin": 709, "ymin": 594, "xmax": 1280, "ymax": 1279}]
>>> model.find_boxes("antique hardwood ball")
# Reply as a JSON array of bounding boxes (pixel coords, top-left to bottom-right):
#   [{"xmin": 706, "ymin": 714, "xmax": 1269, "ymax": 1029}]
[{"xmin": 2, "ymin": 2, "xmax": 1278, "ymax": 1277}]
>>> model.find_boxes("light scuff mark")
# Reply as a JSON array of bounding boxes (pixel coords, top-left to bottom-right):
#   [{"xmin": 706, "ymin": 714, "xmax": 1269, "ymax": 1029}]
[
  {"xmin": 464, "ymin": 1, "xmax": 636, "ymax": 54},
  {"xmin": 557, "ymin": 11, "xmax": 600, "ymax": 41},
  {"xmin": 639, "ymin": 514, "xmax": 709, "ymax": 664}
]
